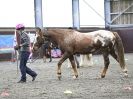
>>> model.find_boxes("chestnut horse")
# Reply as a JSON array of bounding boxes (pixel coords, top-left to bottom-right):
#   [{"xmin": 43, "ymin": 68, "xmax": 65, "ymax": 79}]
[{"xmin": 32, "ymin": 28, "xmax": 128, "ymax": 80}]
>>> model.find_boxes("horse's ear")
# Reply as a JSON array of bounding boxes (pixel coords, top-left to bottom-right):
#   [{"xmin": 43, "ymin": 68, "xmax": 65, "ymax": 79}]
[{"xmin": 42, "ymin": 28, "xmax": 51, "ymax": 38}]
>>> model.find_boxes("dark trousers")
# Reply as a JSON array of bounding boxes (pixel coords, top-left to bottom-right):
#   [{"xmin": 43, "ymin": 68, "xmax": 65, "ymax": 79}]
[{"xmin": 19, "ymin": 51, "xmax": 37, "ymax": 81}]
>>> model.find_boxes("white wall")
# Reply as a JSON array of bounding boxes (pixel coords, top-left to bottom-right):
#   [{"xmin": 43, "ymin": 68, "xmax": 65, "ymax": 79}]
[
  {"xmin": 42, "ymin": 0, "xmax": 73, "ymax": 27},
  {"xmin": 79, "ymin": 0, "xmax": 105, "ymax": 27},
  {"xmin": 42, "ymin": 0, "xmax": 105, "ymax": 27},
  {"xmin": 0, "ymin": 0, "xmax": 105, "ymax": 27},
  {"xmin": 0, "ymin": 0, "xmax": 35, "ymax": 27}
]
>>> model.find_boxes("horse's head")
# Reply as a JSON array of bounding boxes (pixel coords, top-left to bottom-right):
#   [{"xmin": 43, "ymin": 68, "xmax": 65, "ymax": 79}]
[
  {"xmin": 32, "ymin": 35, "xmax": 44, "ymax": 52},
  {"xmin": 32, "ymin": 27, "xmax": 45, "ymax": 52}
]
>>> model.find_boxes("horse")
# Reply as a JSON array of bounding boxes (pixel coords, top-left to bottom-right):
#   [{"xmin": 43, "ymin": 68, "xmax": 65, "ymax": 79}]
[
  {"xmin": 32, "ymin": 27, "xmax": 53, "ymax": 62},
  {"xmin": 32, "ymin": 28, "xmax": 128, "ymax": 80}
]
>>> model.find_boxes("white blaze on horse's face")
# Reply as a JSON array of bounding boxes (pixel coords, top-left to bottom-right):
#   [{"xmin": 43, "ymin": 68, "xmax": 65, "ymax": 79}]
[{"xmin": 91, "ymin": 30, "xmax": 115, "ymax": 47}]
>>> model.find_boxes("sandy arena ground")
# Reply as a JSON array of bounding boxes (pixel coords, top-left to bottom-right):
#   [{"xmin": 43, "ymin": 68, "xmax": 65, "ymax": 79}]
[{"xmin": 0, "ymin": 54, "xmax": 133, "ymax": 99}]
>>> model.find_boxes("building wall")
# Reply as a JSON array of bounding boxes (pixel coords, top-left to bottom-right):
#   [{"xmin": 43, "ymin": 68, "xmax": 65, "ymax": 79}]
[
  {"xmin": 105, "ymin": 0, "xmax": 133, "ymax": 28},
  {"xmin": 0, "ymin": 0, "xmax": 105, "ymax": 27}
]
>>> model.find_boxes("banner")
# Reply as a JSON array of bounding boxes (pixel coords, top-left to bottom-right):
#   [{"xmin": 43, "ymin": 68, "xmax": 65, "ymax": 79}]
[{"xmin": 0, "ymin": 35, "xmax": 14, "ymax": 53}]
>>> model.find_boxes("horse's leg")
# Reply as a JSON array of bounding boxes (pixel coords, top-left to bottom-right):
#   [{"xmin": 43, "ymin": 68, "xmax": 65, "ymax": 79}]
[
  {"xmin": 48, "ymin": 48, "xmax": 52, "ymax": 62},
  {"xmin": 67, "ymin": 59, "xmax": 71, "ymax": 68},
  {"xmin": 69, "ymin": 55, "xmax": 78, "ymax": 79},
  {"xmin": 101, "ymin": 51, "xmax": 110, "ymax": 78},
  {"xmin": 43, "ymin": 49, "xmax": 46, "ymax": 62},
  {"xmin": 74, "ymin": 55, "xmax": 79, "ymax": 68},
  {"xmin": 110, "ymin": 49, "xmax": 119, "ymax": 62},
  {"xmin": 87, "ymin": 54, "xmax": 93, "ymax": 66},
  {"xmin": 79, "ymin": 55, "xmax": 84, "ymax": 66},
  {"xmin": 110, "ymin": 48, "xmax": 128, "ymax": 77},
  {"xmin": 113, "ymin": 32, "xmax": 128, "ymax": 77},
  {"xmin": 41, "ymin": 44, "xmax": 46, "ymax": 62},
  {"xmin": 57, "ymin": 52, "xmax": 69, "ymax": 80},
  {"xmin": 67, "ymin": 55, "xmax": 79, "ymax": 68}
]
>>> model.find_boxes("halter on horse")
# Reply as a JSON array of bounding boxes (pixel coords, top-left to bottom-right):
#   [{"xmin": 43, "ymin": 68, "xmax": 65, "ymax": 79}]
[{"xmin": 33, "ymin": 28, "xmax": 128, "ymax": 80}]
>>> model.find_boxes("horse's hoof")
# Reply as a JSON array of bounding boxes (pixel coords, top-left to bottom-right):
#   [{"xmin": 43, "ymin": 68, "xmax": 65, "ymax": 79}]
[
  {"xmin": 101, "ymin": 75, "xmax": 105, "ymax": 78},
  {"xmin": 124, "ymin": 73, "xmax": 128, "ymax": 78},
  {"xmin": 49, "ymin": 60, "xmax": 52, "ymax": 62},
  {"xmin": 77, "ymin": 66, "xmax": 80, "ymax": 68},
  {"xmin": 95, "ymin": 76, "xmax": 101, "ymax": 79},
  {"xmin": 57, "ymin": 73, "xmax": 62, "ymax": 80},
  {"xmin": 73, "ymin": 75, "xmax": 78, "ymax": 79}
]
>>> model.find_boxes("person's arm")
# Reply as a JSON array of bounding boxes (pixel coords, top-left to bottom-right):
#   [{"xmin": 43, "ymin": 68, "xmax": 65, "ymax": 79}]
[{"xmin": 20, "ymin": 38, "xmax": 30, "ymax": 47}]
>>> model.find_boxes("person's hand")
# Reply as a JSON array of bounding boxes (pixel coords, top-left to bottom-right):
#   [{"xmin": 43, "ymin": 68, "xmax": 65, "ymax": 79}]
[{"xmin": 14, "ymin": 45, "xmax": 20, "ymax": 50}]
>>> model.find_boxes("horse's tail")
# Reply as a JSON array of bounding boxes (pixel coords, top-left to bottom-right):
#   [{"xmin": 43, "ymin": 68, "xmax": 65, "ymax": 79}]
[{"xmin": 113, "ymin": 32, "xmax": 126, "ymax": 69}]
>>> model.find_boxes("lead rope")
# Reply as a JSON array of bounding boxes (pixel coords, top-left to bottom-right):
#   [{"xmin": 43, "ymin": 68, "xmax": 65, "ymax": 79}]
[{"xmin": 13, "ymin": 30, "xmax": 19, "ymax": 74}]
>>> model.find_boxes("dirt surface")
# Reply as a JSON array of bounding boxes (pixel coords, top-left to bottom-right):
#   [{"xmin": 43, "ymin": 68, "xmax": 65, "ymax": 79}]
[{"xmin": 0, "ymin": 53, "xmax": 133, "ymax": 99}]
